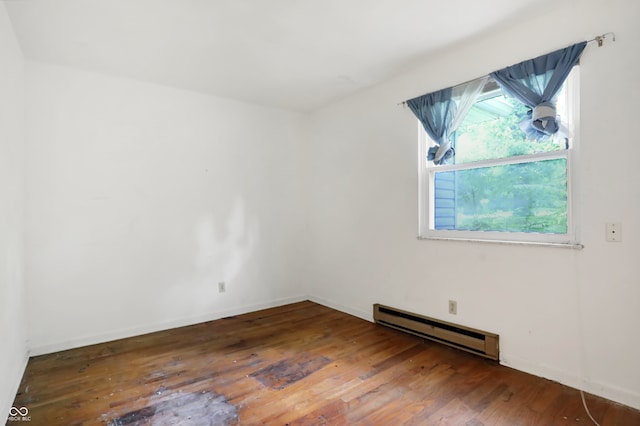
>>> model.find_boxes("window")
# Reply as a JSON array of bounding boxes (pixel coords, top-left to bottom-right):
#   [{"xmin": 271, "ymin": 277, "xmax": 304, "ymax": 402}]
[{"xmin": 418, "ymin": 68, "xmax": 580, "ymax": 246}]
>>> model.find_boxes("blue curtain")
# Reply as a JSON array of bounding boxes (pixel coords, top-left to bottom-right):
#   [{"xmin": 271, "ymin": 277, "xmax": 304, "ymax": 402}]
[
  {"xmin": 490, "ymin": 42, "xmax": 586, "ymax": 138},
  {"xmin": 407, "ymin": 88, "xmax": 457, "ymax": 165}
]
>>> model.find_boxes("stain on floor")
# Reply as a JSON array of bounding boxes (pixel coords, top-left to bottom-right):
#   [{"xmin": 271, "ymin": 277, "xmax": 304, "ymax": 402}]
[
  {"xmin": 107, "ymin": 390, "xmax": 238, "ymax": 426},
  {"xmin": 250, "ymin": 353, "xmax": 332, "ymax": 390}
]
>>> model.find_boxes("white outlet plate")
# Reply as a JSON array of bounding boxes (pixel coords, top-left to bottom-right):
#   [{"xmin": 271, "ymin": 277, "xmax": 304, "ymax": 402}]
[
  {"xmin": 606, "ymin": 222, "xmax": 622, "ymax": 242},
  {"xmin": 218, "ymin": 281, "xmax": 226, "ymax": 293},
  {"xmin": 448, "ymin": 300, "xmax": 457, "ymax": 315}
]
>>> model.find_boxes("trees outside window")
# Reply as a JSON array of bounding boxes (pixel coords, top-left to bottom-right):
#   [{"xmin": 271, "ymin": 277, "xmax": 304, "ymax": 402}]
[{"xmin": 420, "ymin": 69, "xmax": 579, "ymax": 245}]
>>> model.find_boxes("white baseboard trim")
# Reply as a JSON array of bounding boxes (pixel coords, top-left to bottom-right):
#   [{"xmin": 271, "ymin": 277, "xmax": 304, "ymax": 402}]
[
  {"xmin": 28, "ymin": 295, "xmax": 308, "ymax": 357},
  {"xmin": 308, "ymin": 294, "xmax": 372, "ymax": 323},
  {"xmin": 501, "ymin": 352, "xmax": 640, "ymax": 411}
]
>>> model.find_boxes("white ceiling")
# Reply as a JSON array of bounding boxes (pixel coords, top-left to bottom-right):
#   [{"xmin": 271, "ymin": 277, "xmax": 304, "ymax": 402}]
[{"xmin": 5, "ymin": 0, "xmax": 563, "ymax": 111}]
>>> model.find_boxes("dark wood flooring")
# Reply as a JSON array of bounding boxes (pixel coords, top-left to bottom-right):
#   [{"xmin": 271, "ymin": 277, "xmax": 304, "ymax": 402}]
[{"xmin": 9, "ymin": 301, "xmax": 640, "ymax": 425}]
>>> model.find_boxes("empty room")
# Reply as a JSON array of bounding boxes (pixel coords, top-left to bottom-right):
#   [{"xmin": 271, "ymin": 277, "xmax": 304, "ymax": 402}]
[{"xmin": 1, "ymin": 0, "xmax": 639, "ymax": 424}]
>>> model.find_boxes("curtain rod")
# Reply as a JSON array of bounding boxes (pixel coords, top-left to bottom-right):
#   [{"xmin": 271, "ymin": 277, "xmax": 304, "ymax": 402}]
[{"xmin": 397, "ymin": 32, "xmax": 616, "ymax": 107}]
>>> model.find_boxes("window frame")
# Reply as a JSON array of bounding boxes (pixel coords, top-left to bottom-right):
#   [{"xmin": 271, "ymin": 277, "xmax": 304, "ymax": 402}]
[{"xmin": 417, "ymin": 67, "xmax": 582, "ymax": 248}]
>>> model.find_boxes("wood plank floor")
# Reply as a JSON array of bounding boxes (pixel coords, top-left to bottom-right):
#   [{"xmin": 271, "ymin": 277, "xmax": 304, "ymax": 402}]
[{"xmin": 9, "ymin": 301, "xmax": 640, "ymax": 425}]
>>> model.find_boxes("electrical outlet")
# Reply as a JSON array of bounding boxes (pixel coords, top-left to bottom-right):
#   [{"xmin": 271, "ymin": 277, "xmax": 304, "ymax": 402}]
[
  {"xmin": 218, "ymin": 281, "xmax": 226, "ymax": 293},
  {"xmin": 448, "ymin": 300, "xmax": 457, "ymax": 315},
  {"xmin": 606, "ymin": 222, "xmax": 622, "ymax": 242}
]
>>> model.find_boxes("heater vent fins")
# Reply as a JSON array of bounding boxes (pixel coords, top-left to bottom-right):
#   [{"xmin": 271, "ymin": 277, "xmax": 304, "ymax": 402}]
[{"xmin": 373, "ymin": 304, "xmax": 499, "ymax": 360}]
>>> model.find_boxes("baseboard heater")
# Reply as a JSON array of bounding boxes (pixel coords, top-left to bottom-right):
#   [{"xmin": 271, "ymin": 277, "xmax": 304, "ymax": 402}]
[{"xmin": 373, "ymin": 304, "xmax": 499, "ymax": 360}]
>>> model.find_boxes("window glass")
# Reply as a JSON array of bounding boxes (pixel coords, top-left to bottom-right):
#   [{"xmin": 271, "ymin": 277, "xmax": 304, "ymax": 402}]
[
  {"xmin": 434, "ymin": 159, "xmax": 567, "ymax": 233},
  {"xmin": 423, "ymin": 69, "xmax": 577, "ymax": 242},
  {"xmin": 455, "ymin": 93, "xmax": 566, "ymax": 164}
]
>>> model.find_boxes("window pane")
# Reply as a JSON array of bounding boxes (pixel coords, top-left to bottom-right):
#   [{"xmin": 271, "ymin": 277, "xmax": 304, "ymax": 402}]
[
  {"xmin": 434, "ymin": 159, "xmax": 567, "ymax": 234},
  {"xmin": 454, "ymin": 88, "xmax": 568, "ymax": 164}
]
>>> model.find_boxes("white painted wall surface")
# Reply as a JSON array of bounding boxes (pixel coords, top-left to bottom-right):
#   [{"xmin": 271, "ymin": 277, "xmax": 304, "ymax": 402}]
[
  {"xmin": 307, "ymin": 0, "xmax": 640, "ymax": 409},
  {"xmin": 4, "ymin": 0, "xmax": 638, "ymax": 415},
  {"xmin": 25, "ymin": 63, "xmax": 309, "ymax": 355},
  {"xmin": 0, "ymin": 3, "xmax": 28, "ymax": 421}
]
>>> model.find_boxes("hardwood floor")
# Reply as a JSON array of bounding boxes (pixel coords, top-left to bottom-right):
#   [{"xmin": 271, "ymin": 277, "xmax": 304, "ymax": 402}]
[{"xmin": 9, "ymin": 301, "xmax": 640, "ymax": 425}]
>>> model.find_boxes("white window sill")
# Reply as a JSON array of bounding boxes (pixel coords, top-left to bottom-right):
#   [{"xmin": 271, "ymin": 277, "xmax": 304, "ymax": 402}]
[{"xmin": 417, "ymin": 235, "xmax": 584, "ymax": 249}]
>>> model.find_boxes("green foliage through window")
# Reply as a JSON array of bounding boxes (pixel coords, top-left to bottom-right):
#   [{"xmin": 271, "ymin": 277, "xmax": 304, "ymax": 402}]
[
  {"xmin": 432, "ymin": 84, "xmax": 570, "ymax": 235},
  {"xmin": 435, "ymin": 159, "xmax": 567, "ymax": 233}
]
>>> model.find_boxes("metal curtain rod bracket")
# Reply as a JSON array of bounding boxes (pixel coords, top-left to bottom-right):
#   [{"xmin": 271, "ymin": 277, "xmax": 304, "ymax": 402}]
[{"xmin": 588, "ymin": 32, "xmax": 616, "ymax": 47}]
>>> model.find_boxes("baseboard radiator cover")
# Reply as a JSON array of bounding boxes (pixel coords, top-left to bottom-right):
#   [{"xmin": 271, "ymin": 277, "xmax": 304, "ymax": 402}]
[{"xmin": 373, "ymin": 304, "xmax": 499, "ymax": 360}]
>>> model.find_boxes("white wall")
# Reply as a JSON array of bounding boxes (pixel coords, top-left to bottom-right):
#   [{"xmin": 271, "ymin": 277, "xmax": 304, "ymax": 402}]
[
  {"xmin": 0, "ymin": 3, "xmax": 28, "ymax": 421},
  {"xmin": 307, "ymin": 0, "xmax": 640, "ymax": 410},
  {"xmin": 5, "ymin": 0, "xmax": 638, "ymax": 414},
  {"xmin": 25, "ymin": 62, "xmax": 310, "ymax": 354}
]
